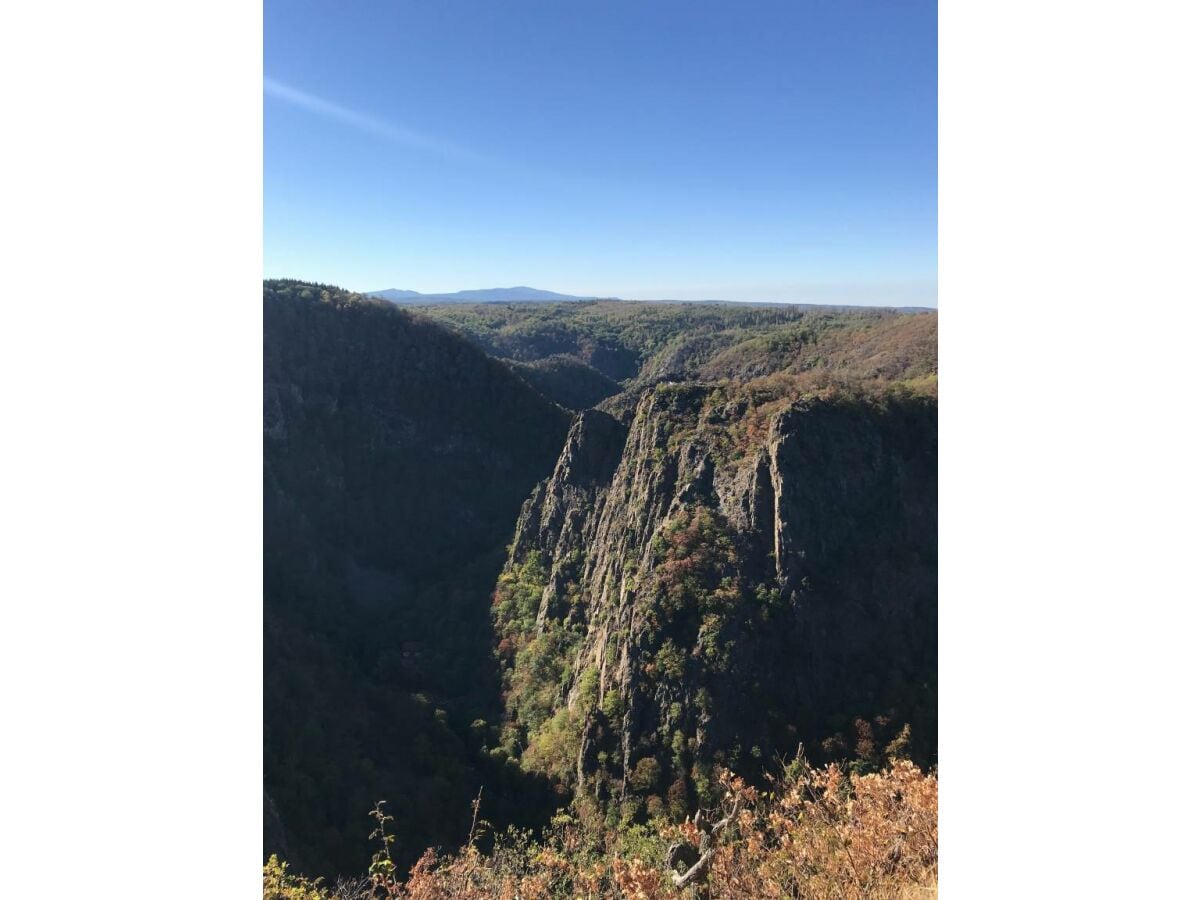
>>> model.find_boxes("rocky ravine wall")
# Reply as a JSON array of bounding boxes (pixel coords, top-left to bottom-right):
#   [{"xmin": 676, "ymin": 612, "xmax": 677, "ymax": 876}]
[{"xmin": 494, "ymin": 384, "xmax": 937, "ymax": 820}]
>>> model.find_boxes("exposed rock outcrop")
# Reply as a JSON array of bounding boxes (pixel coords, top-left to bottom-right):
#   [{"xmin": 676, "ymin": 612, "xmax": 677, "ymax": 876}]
[{"xmin": 494, "ymin": 383, "xmax": 937, "ymax": 817}]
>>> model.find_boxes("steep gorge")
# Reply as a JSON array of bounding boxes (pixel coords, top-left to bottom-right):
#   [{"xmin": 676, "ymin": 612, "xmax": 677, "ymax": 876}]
[{"xmin": 262, "ymin": 282, "xmax": 937, "ymax": 875}]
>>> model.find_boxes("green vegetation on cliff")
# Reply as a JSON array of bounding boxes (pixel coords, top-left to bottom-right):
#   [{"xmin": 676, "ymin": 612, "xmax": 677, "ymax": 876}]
[{"xmin": 491, "ymin": 379, "xmax": 937, "ymax": 833}]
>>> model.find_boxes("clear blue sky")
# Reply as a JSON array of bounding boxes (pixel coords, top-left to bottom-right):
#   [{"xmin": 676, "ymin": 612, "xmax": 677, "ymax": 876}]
[{"xmin": 265, "ymin": 0, "xmax": 936, "ymax": 305}]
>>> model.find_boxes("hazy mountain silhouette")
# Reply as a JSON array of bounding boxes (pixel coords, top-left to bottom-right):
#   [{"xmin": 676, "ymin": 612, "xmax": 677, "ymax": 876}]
[{"xmin": 368, "ymin": 286, "xmax": 598, "ymax": 303}]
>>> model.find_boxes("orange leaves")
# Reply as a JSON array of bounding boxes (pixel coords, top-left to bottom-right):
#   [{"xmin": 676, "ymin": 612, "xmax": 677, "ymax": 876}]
[
  {"xmin": 276, "ymin": 760, "xmax": 936, "ymax": 899},
  {"xmin": 434, "ymin": 759, "xmax": 934, "ymax": 898},
  {"xmin": 611, "ymin": 857, "xmax": 670, "ymax": 900},
  {"xmin": 733, "ymin": 759, "xmax": 938, "ymax": 899}
]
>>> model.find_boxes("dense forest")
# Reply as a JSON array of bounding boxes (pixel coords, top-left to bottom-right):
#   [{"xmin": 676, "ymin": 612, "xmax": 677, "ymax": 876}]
[
  {"xmin": 415, "ymin": 299, "xmax": 936, "ymax": 409},
  {"xmin": 263, "ymin": 280, "xmax": 937, "ymax": 896}
]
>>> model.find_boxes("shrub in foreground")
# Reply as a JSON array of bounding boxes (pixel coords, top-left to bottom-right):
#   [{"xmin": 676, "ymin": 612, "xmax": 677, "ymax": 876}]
[{"xmin": 265, "ymin": 758, "xmax": 937, "ymax": 899}]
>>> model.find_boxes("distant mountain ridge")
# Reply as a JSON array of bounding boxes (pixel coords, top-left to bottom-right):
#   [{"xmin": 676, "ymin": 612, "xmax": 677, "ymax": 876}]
[
  {"xmin": 368, "ymin": 286, "xmax": 599, "ymax": 304},
  {"xmin": 367, "ymin": 287, "xmax": 934, "ymax": 311}
]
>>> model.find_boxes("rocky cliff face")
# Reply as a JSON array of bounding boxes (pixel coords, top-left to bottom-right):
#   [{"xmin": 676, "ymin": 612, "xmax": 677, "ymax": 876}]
[{"xmin": 493, "ymin": 382, "xmax": 936, "ymax": 821}]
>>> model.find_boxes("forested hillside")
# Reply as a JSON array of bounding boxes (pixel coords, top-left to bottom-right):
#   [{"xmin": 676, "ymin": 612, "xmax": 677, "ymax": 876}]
[
  {"xmin": 264, "ymin": 282, "xmax": 570, "ymax": 874},
  {"xmin": 264, "ymin": 282, "xmax": 937, "ymax": 892},
  {"xmin": 415, "ymin": 300, "xmax": 936, "ymax": 409}
]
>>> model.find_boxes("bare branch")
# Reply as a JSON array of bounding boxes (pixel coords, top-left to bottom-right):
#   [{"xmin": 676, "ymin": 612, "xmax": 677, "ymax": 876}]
[
  {"xmin": 710, "ymin": 796, "xmax": 740, "ymax": 838},
  {"xmin": 667, "ymin": 793, "xmax": 741, "ymax": 890},
  {"xmin": 670, "ymin": 848, "xmax": 715, "ymax": 888}
]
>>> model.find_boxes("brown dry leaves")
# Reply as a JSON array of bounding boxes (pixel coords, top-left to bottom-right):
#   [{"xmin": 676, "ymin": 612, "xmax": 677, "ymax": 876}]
[{"xmin": 274, "ymin": 760, "xmax": 936, "ymax": 899}]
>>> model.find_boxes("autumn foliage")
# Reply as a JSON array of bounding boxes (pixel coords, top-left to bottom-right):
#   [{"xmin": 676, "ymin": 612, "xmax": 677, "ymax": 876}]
[{"xmin": 266, "ymin": 757, "xmax": 936, "ymax": 899}]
